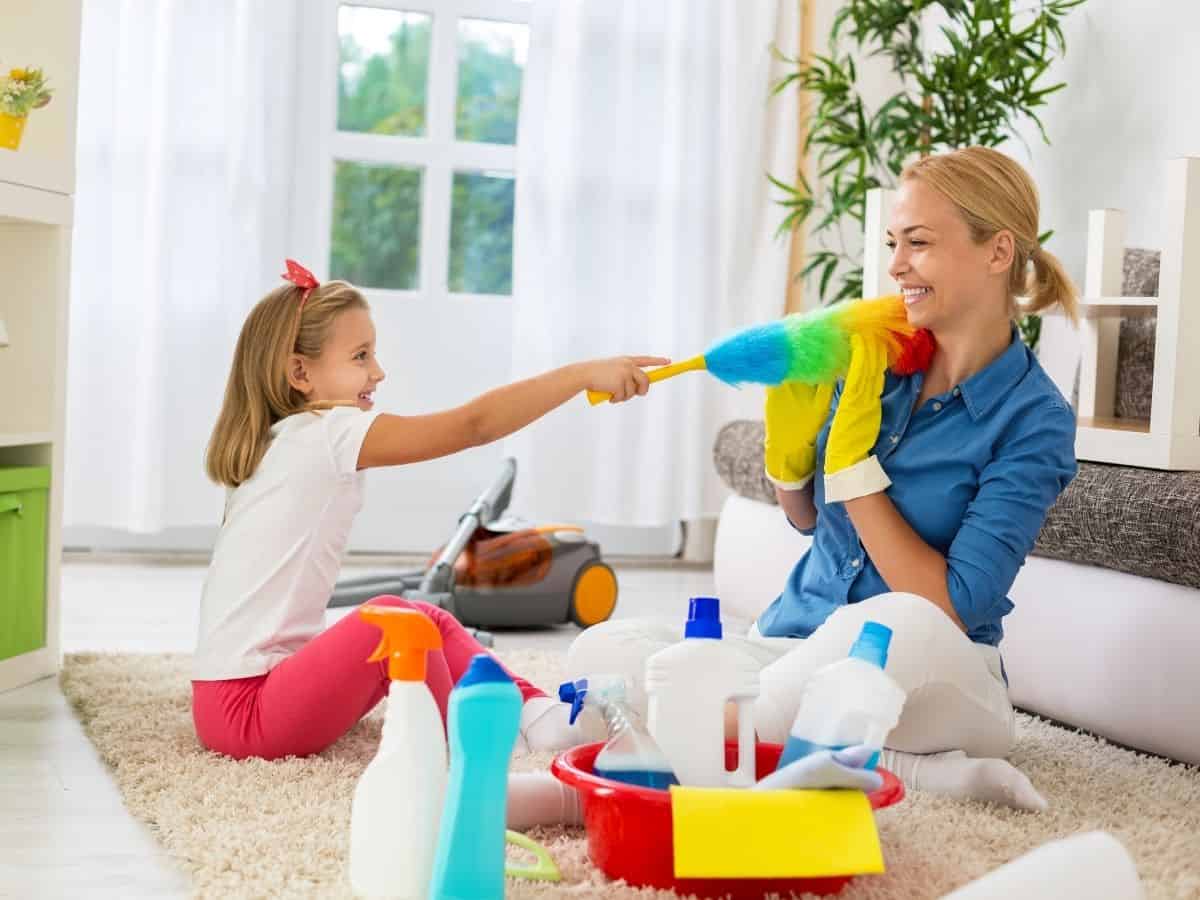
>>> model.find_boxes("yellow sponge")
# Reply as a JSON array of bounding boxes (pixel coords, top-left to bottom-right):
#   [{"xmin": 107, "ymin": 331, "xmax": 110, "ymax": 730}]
[{"xmin": 670, "ymin": 786, "xmax": 884, "ymax": 879}]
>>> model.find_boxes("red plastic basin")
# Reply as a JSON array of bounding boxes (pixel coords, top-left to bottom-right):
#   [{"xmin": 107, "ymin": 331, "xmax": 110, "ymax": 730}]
[{"xmin": 550, "ymin": 741, "xmax": 904, "ymax": 899}]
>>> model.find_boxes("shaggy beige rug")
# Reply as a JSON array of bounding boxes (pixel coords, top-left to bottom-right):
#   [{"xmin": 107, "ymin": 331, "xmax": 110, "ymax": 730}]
[{"xmin": 61, "ymin": 651, "xmax": 1200, "ymax": 899}]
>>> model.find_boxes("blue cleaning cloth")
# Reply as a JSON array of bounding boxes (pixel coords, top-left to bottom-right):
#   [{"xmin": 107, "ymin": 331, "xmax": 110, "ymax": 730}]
[{"xmin": 753, "ymin": 746, "xmax": 884, "ymax": 793}]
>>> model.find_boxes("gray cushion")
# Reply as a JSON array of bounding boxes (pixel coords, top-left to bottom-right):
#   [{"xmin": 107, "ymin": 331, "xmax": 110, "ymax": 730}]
[
  {"xmin": 1115, "ymin": 248, "xmax": 1159, "ymax": 420},
  {"xmin": 712, "ymin": 420, "xmax": 1200, "ymax": 591},
  {"xmin": 1034, "ymin": 463, "xmax": 1200, "ymax": 591}
]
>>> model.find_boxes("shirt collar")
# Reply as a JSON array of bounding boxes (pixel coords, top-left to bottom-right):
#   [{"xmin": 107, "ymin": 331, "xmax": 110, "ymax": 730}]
[{"xmin": 956, "ymin": 327, "xmax": 1031, "ymax": 421}]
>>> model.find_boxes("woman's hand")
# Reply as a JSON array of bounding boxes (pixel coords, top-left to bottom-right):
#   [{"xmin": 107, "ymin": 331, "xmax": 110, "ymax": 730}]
[
  {"xmin": 764, "ymin": 381, "xmax": 835, "ymax": 489},
  {"xmin": 583, "ymin": 356, "xmax": 671, "ymax": 403},
  {"xmin": 824, "ymin": 334, "xmax": 891, "ymax": 502}
]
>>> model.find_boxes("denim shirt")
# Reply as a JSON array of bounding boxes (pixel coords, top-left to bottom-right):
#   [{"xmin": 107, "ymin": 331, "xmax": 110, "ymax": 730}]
[{"xmin": 757, "ymin": 329, "xmax": 1078, "ymax": 647}]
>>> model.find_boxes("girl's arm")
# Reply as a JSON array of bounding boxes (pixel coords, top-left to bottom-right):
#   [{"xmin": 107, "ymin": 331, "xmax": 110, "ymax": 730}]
[{"xmin": 357, "ymin": 356, "xmax": 669, "ymax": 469}]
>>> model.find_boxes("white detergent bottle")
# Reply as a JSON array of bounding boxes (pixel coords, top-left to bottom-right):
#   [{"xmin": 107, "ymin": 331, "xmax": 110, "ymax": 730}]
[
  {"xmin": 777, "ymin": 620, "xmax": 906, "ymax": 771},
  {"xmin": 645, "ymin": 597, "xmax": 760, "ymax": 787},
  {"xmin": 349, "ymin": 606, "xmax": 447, "ymax": 899}
]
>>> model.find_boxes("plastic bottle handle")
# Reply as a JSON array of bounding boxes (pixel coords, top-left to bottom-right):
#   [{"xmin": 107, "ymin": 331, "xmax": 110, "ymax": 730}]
[{"xmin": 729, "ymin": 695, "xmax": 757, "ymax": 788}]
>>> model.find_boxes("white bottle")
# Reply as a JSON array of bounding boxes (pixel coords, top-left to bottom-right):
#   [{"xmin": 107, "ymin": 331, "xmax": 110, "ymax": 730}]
[
  {"xmin": 776, "ymin": 620, "xmax": 906, "ymax": 771},
  {"xmin": 645, "ymin": 597, "xmax": 760, "ymax": 787},
  {"xmin": 349, "ymin": 607, "xmax": 447, "ymax": 899}
]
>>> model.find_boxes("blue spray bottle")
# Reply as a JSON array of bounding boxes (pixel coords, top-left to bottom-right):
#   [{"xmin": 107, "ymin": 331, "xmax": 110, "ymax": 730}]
[
  {"xmin": 776, "ymin": 621, "xmax": 906, "ymax": 771},
  {"xmin": 428, "ymin": 654, "xmax": 521, "ymax": 900}
]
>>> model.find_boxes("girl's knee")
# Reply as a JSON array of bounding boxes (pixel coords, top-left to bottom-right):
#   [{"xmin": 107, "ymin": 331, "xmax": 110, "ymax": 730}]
[
  {"xmin": 362, "ymin": 595, "xmax": 456, "ymax": 629},
  {"xmin": 362, "ymin": 593, "xmax": 412, "ymax": 609}
]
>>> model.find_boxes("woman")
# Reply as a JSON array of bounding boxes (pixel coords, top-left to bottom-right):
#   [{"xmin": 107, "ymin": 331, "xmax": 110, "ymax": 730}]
[{"xmin": 567, "ymin": 146, "xmax": 1078, "ymax": 811}]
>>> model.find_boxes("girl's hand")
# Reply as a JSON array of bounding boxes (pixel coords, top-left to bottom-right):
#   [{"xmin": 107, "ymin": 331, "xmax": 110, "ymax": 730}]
[{"xmin": 584, "ymin": 356, "xmax": 671, "ymax": 403}]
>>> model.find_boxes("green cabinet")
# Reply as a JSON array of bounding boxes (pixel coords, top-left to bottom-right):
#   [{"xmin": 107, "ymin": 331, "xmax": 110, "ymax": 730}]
[{"xmin": 0, "ymin": 466, "xmax": 49, "ymax": 661}]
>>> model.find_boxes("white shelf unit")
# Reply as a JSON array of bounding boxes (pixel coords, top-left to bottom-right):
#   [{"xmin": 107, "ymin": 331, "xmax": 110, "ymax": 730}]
[
  {"xmin": 1075, "ymin": 157, "xmax": 1200, "ymax": 470},
  {"xmin": 0, "ymin": 0, "xmax": 81, "ymax": 693}
]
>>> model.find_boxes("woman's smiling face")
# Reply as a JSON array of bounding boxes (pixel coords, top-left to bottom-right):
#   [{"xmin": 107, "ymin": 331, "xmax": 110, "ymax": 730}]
[{"xmin": 886, "ymin": 177, "xmax": 1011, "ymax": 333}]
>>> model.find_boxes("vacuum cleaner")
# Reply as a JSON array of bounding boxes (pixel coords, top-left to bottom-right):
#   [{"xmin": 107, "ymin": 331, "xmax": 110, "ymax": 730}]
[{"xmin": 329, "ymin": 458, "xmax": 619, "ymax": 640}]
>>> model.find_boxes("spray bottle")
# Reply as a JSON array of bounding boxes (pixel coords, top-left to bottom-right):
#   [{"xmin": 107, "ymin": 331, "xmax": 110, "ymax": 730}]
[
  {"xmin": 777, "ymin": 620, "xmax": 906, "ymax": 771},
  {"xmin": 428, "ymin": 654, "xmax": 521, "ymax": 900},
  {"xmin": 558, "ymin": 675, "xmax": 677, "ymax": 790},
  {"xmin": 349, "ymin": 606, "xmax": 446, "ymax": 899}
]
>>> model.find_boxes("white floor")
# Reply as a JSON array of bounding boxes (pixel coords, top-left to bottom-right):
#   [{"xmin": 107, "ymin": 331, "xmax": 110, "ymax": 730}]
[{"xmin": 0, "ymin": 559, "xmax": 717, "ymax": 899}]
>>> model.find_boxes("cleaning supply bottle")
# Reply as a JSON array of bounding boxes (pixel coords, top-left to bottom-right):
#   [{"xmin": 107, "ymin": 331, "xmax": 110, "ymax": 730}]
[
  {"xmin": 645, "ymin": 597, "xmax": 760, "ymax": 787},
  {"xmin": 428, "ymin": 653, "xmax": 521, "ymax": 900},
  {"xmin": 558, "ymin": 674, "xmax": 677, "ymax": 790},
  {"xmin": 777, "ymin": 620, "xmax": 906, "ymax": 771},
  {"xmin": 349, "ymin": 606, "xmax": 446, "ymax": 899}
]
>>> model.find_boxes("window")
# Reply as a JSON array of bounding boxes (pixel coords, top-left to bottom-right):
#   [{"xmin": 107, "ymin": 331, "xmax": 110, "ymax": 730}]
[{"xmin": 321, "ymin": 0, "xmax": 530, "ymax": 298}]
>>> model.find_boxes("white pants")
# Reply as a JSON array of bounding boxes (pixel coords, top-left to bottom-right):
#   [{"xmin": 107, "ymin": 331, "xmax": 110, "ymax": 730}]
[{"xmin": 566, "ymin": 592, "xmax": 1015, "ymax": 758}]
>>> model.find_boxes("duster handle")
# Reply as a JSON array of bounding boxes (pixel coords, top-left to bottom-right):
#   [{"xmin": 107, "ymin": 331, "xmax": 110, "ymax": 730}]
[{"xmin": 586, "ymin": 355, "xmax": 707, "ymax": 405}]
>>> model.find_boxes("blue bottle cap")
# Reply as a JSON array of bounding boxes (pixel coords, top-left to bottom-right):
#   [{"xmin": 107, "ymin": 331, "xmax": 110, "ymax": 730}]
[
  {"xmin": 849, "ymin": 621, "xmax": 892, "ymax": 669},
  {"xmin": 684, "ymin": 596, "xmax": 722, "ymax": 639},
  {"xmin": 458, "ymin": 653, "xmax": 514, "ymax": 688},
  {"xmin": 558, "ymin": 678, "xmax": 588, "ymax": 724}
]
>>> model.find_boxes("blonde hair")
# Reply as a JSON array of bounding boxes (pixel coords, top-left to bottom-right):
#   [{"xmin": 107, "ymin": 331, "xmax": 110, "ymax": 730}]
[
  {"xmin": 205, "ymin": 280, "xmax": 369, "ymax": 487},
  {"xmin": 902, "ymin": 146, "xmax": 1078, "ymax": 323}
]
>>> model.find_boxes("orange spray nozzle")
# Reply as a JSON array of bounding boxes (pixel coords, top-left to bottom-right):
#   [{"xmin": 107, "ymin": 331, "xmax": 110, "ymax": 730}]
[{"xmin": 360, "ymin": 606, "xmax": 443, "ymax": 681}]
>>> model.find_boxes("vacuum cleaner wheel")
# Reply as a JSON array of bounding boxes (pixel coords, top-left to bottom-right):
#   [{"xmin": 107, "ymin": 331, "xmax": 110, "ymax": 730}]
[{"xmin": 569, "ymin": 561, "xmax": 618, "ymax": 628}]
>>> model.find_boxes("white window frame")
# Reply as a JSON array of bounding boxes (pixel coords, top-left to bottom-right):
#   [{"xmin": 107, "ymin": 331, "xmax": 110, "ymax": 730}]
[{"xmin": 293, "ymin": 0, "xmax": 530, "ymax": 304}]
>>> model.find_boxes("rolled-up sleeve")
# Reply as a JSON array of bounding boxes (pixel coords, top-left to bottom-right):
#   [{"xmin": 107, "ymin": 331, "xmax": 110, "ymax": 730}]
[{"xmin": 945, "ymin": 401, "xmax": 1077, "ymax": 634}]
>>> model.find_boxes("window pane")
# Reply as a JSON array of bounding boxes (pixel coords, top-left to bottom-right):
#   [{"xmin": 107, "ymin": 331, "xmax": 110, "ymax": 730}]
[
  {"xmin": 449, "ymin": 171, "xmax": 515, "ymax": 295},
  {"xmin": 455, "ymin": 19, "xmax": 529, "ymax": 145},
  {"xmin": 337, "ymin": 5, "xmax": 431, "ymax": 137},
  {"xmin": 330, "ymin": 161, "xmax": 422, "ymax": 290}
]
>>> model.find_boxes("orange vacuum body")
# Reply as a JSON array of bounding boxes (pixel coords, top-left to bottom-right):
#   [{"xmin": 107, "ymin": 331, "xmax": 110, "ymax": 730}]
[{"xmin": 434, "ymin": 524, "xmax": 618, "ymax": 628}]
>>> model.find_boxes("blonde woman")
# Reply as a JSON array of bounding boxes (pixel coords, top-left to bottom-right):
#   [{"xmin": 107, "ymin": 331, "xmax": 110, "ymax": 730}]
[
  {"xmin": 193, "ymin": 260, "xmax": 665, "ymax": 766},
  {"xmin": 568, "ymin": 147, "xmax": 1078, "ymax": 811}
]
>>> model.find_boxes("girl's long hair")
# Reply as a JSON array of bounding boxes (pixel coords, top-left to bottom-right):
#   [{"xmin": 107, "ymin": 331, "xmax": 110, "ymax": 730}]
[{"xmin": 205, "ymin": 280, "xmax": 369, "ymax": 487}]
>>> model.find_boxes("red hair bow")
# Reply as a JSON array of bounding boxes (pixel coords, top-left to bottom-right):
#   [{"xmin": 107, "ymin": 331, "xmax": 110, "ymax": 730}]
[{"xmin": 282, "ymin": 259, "xmax": 319, "ymax": 308}]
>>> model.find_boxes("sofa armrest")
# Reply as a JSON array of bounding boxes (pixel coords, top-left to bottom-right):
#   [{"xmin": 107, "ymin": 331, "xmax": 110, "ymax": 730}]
[{"xmin": 713, "ymin": 420, "xmax": 776, "ymax": 506}]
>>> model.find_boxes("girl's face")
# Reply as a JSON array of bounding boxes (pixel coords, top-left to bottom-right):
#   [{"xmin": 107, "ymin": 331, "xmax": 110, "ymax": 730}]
[
  {"xmin": 291, "ymin": 307, "xmax": 385, "ymax": 411},
  {"xmin": 886, "ymin": 177, "xmax": 1014, "ymax": 333}
]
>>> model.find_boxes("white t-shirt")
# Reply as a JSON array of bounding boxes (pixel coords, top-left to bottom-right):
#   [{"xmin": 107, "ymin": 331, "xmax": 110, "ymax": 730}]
[{"xmin": 192, "ymin": 407, "xmax": 382, "ymax": 680}]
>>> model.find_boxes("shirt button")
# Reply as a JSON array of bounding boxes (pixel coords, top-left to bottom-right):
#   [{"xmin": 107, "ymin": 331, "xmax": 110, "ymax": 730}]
[
  {"xmin": 850, "ymin": 558, "xmax": 861, "ymax": 568},
  {"xmin": 890, "ymin": 434, "xmax": 899, "ymax": 444},
  {"xmin": 933, "ymin": 401, "xmax": 943, "ymax": 411},
  {"xmin": 953, "ymin": 387, "xmax": 961, "ymax": 397}
]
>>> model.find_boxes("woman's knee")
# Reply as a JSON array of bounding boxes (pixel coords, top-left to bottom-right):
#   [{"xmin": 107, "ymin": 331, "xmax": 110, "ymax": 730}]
[
  {"xmin": 565, "ymin": 618, "xmax": 680, "ymax": 710},
  {"xmin": 843, "ymin": 591, "xmax": 953, "ymax": 627}
]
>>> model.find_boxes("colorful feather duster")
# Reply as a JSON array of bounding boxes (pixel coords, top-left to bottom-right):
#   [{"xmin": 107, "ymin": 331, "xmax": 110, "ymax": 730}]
[{"xmin": 588, "ymin": 295, "xmax": 936, "ymax": 404}]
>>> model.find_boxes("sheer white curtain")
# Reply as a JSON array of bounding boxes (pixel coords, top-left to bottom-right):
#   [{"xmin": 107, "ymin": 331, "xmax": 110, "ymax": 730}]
[
  {"xmin": 506, "ymin": 0, "xmax": 800, "ymax": 526},
  {"xmin": 65, "ymin": 0, "xmax": 300, "ymax": 534}
]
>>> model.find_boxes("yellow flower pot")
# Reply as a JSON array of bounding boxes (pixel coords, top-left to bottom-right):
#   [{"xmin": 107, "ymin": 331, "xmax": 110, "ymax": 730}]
[{"xmin": 0, "ymin": 112, "xmax": 28, "ymax": 151}]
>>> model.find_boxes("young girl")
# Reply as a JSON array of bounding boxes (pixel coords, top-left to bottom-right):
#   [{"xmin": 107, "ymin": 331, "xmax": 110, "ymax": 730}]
[{"xmin": 192, "ymin": 261, "xmax": 665, "ymax": 770}]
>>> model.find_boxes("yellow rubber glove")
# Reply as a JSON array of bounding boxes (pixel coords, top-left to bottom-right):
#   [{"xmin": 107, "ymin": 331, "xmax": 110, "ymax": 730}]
[
  {"xmin": 763, "ymin": 381, "xmax": 835, "ymax": 490},
  {"xmin": 824, "ymin": 333, "xmax": 892, "ymax": 502}
]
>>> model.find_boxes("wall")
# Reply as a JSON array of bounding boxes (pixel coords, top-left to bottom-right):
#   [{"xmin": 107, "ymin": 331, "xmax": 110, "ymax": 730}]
[{"xmin": 1002, "ymin": 0, "xmax": 1200, "ymax": 393}]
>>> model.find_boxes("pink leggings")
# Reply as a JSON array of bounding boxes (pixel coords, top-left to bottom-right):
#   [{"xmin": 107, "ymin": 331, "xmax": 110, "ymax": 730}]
[{"xmin": 192, "ymin": 596, "xmax": 545, "ymax": 760}]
